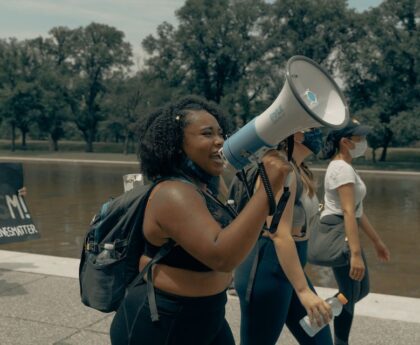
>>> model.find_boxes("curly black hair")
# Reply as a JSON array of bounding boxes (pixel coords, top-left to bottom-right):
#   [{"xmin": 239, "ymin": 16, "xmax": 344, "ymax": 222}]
[{"xmin": 136, "ymin": 95, "xmax": 230, "ymax": 180}]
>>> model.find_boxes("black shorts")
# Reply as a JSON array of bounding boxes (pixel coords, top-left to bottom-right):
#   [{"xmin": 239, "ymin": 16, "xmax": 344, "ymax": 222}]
[{"xmin": 110, "ymin": 282, "xmax": 234, "ymax": 345}]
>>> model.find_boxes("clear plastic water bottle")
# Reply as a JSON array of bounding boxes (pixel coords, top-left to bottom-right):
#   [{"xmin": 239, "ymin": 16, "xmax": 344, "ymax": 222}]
[
  {"xmin": 299, "ymin": 293, "xmax": 348, "ymax": 337},
  {"xmin": 96, "ymin": 243, "xmax": 115, "ymax": 265}
]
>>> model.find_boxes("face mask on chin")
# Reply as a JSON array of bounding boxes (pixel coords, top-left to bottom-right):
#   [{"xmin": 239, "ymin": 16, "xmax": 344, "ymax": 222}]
[
  {"xmin": 348, "ymin": 139, "xmax": 368, "ymax": 158},
  {"xmin": 181, "ymin": 157, "xmax": 220, "ymax": 195}
]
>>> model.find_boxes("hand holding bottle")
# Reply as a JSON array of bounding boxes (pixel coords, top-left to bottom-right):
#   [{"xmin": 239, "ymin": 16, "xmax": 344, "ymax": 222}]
[
  {"xmin": 298, "ymin": 288, "xmax": 332, "ymax": 327},
  {"xmin": 300, "ymin": 293, "xmax": 348, "ymax": 337}
]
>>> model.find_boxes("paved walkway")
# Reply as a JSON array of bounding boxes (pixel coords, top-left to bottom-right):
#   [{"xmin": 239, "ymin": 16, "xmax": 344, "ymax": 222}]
[{"xmin": 1, "ymin": 250, "xmax": 420, "ymax": 345}]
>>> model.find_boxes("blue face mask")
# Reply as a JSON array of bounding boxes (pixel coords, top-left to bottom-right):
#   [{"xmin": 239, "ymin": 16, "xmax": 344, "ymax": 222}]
[{"xmin": 302, "ymin": 128, "xmax": 323, "ymax": 155}]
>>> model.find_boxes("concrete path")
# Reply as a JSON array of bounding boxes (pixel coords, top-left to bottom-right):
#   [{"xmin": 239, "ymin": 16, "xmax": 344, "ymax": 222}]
[{"xmin": 1, "ymin": 250, "xmax": 419, "ymax": 345}]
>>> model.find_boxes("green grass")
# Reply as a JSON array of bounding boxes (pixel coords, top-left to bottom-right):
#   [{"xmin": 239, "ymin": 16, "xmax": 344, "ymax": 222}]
[
  {"xmin": 374, "ymin": 147, "xmax": 420, "ymax": 163},
  {"xmin": 1, "ymin": 139, "xmax": 419, "ymax": 171},
  {"xmin": 341, "ymin": 160, "xmax": 420, "ymax": 171},
  {"xmin": 0, "ymin": 139, "xmax": 136, "ymax": 154},
  {"xmin": 298, "ymin": 147, "xmax": 420, "ymax": 172}
]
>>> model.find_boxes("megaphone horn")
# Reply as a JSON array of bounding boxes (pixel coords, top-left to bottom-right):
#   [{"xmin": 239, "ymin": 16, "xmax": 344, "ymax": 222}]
[{"xmin": 220, "ymin": 55, "xmax": 349, "ymax": 170}]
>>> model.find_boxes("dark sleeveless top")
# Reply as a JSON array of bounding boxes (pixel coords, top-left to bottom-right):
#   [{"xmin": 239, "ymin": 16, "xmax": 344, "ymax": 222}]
[{"xmin": 144, "ymin": 183, "xmax": 235, "ymax": 272}]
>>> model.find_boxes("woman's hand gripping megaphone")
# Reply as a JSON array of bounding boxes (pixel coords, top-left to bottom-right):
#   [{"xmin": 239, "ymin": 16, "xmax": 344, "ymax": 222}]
[{"xmin": 259, "ymin": 149, "xmax": 292, "ymax": 198}]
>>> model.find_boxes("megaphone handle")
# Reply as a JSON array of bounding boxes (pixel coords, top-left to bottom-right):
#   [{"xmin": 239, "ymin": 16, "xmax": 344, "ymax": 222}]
[
  {"xmin": 257, "ymin": 162, "xmax": 276, "ymax": 215},
  {"xmin": 268, "ymin": 187, "xmax": 291, "ymax": 234}
]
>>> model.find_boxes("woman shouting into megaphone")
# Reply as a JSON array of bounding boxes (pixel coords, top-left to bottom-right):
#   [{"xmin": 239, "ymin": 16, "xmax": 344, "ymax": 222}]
[{"xmin": 110, "ymin": 95, "xmax": 292, "ymax": 345}]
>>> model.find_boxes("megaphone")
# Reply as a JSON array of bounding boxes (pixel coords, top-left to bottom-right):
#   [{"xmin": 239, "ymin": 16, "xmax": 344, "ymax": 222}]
[{"xmin": 220, "ymin": 55, "xmax": 349, "ymax": 170}]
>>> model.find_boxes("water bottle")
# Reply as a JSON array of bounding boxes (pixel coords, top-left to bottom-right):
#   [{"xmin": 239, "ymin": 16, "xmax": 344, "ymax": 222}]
[
  {"xmin": 96, "ymin": 243, "xmax": 115, "ymax": 265},
  {"xmin": 299, "ymin": 293, "xmax": 348, "ymax": 337}
]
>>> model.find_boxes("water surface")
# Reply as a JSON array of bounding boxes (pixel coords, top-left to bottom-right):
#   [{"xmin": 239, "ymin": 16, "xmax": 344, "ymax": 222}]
[{"xmin": 2, "ymin": 162, "xmax": 419, "ymax": 298}]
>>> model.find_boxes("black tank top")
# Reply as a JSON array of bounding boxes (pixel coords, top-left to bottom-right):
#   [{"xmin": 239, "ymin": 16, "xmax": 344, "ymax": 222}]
[{"xmin": 144, "ymin": 186, "xmax": 235, "ymax": 272}]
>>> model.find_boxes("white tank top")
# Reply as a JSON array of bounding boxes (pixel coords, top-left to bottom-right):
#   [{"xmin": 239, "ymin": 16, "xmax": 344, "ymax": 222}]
[{"xmin": 321, "ymin": 160, "xmax": 366, "ymax": 219}]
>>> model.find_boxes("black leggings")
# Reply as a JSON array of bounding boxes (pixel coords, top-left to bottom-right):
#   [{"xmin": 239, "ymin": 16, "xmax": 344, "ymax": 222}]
[
  {"xmin": 332, "ymin": 252, "xmax": 370, "ymax": 345},
  {"xmin": 234, "ymin": 237, "xmax": 333, "ymax": 345},
  {"xmin": 110, "ymin": 283, "xmax": 234, "ymax": 345}
]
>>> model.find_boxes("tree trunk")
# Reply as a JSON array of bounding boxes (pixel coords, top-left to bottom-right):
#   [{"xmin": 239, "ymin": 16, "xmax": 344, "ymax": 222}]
[
  {"xmin": 123, "ymin": 131, "xmax": 129, "ymax": 155},
  {"xmin": 372, "ymin": 148, "xmax": 377, "ymax": 163},
  {"xmin": 49, "ymin": 135, "xmax": 59, "ymax": 151},
  {"xmin": 379, "ymin": 128, "xmax": 393, "ymax": 162},
  {"xmin": 21, "ymin": 131, "xmax": 27, "ymax": 150},
  {"xmin": 85, "ymin": 130, "xmax": 94, "ymax": 153},
  {"xmin": 11, "ymin": 124, "xmax": 16, "ymax": 152},
  {"xmin": 380, "ymin": 146, "xmax": 388, "ymax": 162},
  {"xmin": 85, "ymin": 139, "xmax": 93, "ymax": 153}
]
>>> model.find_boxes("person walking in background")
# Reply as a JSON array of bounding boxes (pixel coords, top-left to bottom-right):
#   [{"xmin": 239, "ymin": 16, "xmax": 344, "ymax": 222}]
[
  {"xmin": 110, "ymin": 96, "xmax": 291, "ymax": 345},
  {"xmin": 318, "ymin": 119, "xmax": 391, "ymax": 345},
  {"xmin": 229, "ymin": 128, "xmax": 333, "ymax": 345}
]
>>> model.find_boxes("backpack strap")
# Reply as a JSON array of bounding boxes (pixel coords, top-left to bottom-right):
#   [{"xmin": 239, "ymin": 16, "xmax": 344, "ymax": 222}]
[
  {"xmin": 267, "ymin": 187, "xmax": 291, "ymax": 233},
  {"xmin": 144, "ymin": 240, "xmax": 175, "ymax": 321},
  {"xmin": 267, "ymin": 163, "xmax": 306, "ymax": 234},
  {"xmin": 245, "ymin": 239, "xmax": 259, "ymax": 302},
  {"xmin": 125, "ymin": 240, "xmax": 175, "ymax": 322}
]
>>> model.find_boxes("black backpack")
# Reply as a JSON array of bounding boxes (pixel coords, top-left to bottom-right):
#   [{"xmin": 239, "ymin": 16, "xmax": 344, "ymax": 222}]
[{"xmin": 79, "ymin": 178, "xmax": 175, "ymax": 315}]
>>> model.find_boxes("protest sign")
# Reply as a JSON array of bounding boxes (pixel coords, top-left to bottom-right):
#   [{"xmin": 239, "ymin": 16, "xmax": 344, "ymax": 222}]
[{"xmin": 0, "ymin": 163, "xmax": 40, "ymax": 244}]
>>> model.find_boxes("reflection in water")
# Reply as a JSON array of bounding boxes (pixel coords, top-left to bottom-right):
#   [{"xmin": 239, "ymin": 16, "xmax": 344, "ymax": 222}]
[
  {"xmin": 1, "ymin": 162, "xmax": 419, "ymax": 298},
  {"xmin": 2, "ymin": 162, "xmax": 139, "ymax": 258}
]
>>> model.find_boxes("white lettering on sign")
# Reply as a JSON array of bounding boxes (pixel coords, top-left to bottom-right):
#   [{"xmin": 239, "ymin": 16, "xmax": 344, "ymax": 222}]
[
  {"xmin": 5, "ymin": 195, "xmax": 31, "ymax": 219},
  {"xmin": 0, "ymin": 224, "xmax": 38, "ymax": 238}
]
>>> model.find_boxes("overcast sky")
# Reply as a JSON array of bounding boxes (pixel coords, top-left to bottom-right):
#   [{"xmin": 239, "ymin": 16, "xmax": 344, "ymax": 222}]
[{"xmin": 0, "ymin": 0, "xmax": 383, "ymax": 59}]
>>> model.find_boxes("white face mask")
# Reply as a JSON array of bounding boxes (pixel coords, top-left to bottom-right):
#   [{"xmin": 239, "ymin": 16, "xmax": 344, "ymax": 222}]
[{"xmin": 349, "ymin": 139, "xmax": 368, "ymax": 158}]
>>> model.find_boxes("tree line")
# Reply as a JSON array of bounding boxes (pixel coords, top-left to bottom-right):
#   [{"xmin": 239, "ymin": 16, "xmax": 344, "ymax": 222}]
[{"xmin": 0, "ymin": 0, "xmax": 418, "ymax": 160}]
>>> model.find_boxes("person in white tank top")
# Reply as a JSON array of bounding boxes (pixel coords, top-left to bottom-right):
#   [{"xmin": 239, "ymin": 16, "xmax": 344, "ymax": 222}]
[
  {"xmin": 322, "ymin": 159, "xmax": 366, "ymax": 219},
  {"xmin": 318, "ymin": 119, "xmax": 391, "ymax": 345}
]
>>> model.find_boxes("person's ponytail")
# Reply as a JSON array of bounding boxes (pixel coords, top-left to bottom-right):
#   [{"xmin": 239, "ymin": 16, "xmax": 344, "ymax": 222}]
[{"xmin": 319, "ymin": 135, "xmax": 337, "ymax": 160}]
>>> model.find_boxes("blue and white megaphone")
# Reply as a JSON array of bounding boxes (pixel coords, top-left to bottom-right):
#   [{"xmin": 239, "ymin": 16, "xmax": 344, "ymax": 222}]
[{"xmin": 220, "ymin": 56, "xmax": 349, "ymax": 170}]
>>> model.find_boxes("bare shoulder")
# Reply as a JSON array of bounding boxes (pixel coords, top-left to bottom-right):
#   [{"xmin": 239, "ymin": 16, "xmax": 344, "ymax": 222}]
[
  {"xmin": 152, "ymin": 179, "xmax": 205, "ymax": 208},
  {"xmin": 148, "ymin": 179, "xmax": 215, "ymax": 238}
]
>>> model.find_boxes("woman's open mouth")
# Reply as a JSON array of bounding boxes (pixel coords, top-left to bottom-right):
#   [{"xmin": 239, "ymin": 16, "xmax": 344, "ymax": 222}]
[{"xmin": 210, "ymin": 152, "xmax": 224, "ymax": 164}]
